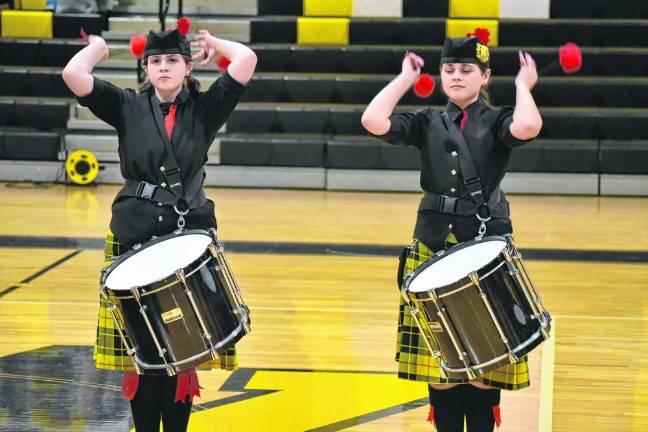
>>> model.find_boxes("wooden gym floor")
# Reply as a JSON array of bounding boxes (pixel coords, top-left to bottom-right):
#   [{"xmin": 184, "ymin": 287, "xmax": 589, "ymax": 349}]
[{"xmin": 0, "ymin": 182, "xmax": 647, "ymax": 431}]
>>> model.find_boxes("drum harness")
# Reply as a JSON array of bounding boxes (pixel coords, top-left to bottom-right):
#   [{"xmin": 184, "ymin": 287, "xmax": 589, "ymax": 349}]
[
  {"xmin": 418, "ymin": 112, "xmax": 510, "ymax": 240},
  {"xmin": 115, "ymin": 96, "xmax": 207, "ymax": 231}
]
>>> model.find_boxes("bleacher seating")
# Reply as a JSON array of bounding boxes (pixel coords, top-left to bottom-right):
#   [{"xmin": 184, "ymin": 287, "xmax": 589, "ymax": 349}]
[{"xmin": 0, "ymin": 0, "xmax": 646, "ymax": 195}]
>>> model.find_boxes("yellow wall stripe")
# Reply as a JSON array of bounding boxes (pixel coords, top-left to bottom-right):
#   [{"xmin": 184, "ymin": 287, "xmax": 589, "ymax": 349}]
[
  {"xmin": 20, "ymin": 0, "xmax": 48, "ymax": 10},
  {"xmin": 297, "ymin": 17, "xmax": 350, "ymax": 46},
  {"xmin": 450, "ymin": 0, "xmax": 500, "ymax": 18},
  {"xmin": 1, "ymin": 10, "xmax": 53, "ymax": 39},
  {"xmin": 304, "ymin": 0, "xmax": 352, "ymax": 17}
]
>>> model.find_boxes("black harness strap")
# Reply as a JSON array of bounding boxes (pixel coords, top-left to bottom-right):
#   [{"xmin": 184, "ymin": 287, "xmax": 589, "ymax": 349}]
[
  {"xmin": 115, "ymin": 91, "xmax": 207, "ymax": 211},
  {"xmin": 418, "ymin": 190, "xmax": 509, "ymax": 218},
  {"xmin": 441, "ymin": 111, "xmax": 485, "ymax": 208}
]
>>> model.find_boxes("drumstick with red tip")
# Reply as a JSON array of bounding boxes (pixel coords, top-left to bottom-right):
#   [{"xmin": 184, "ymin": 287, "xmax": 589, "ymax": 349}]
[
  {"xmin": 414, "ymin": 73, "xmax": 436, "ymax": 98},
  {"xmin": 537, "ymin": 42, "xmax": 583, "ymax": 75},
  {"xmin": 405, "ymin": 51, "xmax": 436, "ymax": 99}
]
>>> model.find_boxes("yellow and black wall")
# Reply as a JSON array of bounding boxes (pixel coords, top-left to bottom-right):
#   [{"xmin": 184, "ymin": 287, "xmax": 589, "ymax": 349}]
[{"xmin": 253, "ymin": 0, "xmax": 553, "ymax": 46}]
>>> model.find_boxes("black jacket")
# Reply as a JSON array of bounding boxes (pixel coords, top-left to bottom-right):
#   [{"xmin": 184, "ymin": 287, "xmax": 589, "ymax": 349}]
[
  {"xmin": 378, "ymin": 98, "xmax": 533, "ymax": 251},
  {"xmin": 78, "ymin": 72, "xmax": 248, "ymax": 246}
]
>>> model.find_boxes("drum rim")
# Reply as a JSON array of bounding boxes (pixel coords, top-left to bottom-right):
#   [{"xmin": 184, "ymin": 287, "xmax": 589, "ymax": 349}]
[
  {"xmin": 404, "ymin": 235, "xmax": 508, "ymax": 293},
  {"xmin": 101, "ymin": 228, "xmax": 214, "ymax": 290}
]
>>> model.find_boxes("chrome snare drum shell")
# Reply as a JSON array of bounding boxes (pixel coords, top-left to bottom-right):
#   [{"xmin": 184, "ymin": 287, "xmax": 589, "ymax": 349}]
[{"xmin": 404, "ymin": 236, "xmax": 551, "ymax": 380}]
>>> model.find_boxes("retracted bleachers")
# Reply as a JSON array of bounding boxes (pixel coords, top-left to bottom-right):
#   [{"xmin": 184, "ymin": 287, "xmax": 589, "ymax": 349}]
[
  {"xmin": 1, "ymin": 0, "xmax": 646, "ymax": 194},
  {"xmin": 0, "ymin": 1, "xmax": 108, "ymax": 180},
  {"xmin": 225, "ymin": 0, "xmax": 648, "ymax": 194}
]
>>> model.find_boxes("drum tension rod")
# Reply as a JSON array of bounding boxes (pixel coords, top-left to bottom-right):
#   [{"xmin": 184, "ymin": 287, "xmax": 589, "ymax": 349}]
[
  {"xmin": 469, "ymin": 272, "xmax": 519, "ymax": 365},
  {"xmin": 176, "ymin": 269, "xmax": 214, "ymax": 343}
]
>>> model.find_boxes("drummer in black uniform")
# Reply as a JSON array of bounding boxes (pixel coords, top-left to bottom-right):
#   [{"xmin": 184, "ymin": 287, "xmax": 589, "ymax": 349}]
[
  {"xmin": 62, "ymin": 24, "xmax": 256, "ymax": 432},
  {"xmin": 361, "ymin": 37, "xmax": 542, "ymax": 431}
]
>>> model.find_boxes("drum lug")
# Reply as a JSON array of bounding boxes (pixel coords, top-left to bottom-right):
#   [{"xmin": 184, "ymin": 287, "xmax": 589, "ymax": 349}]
[
  {"xmin": 507, "ymin": 351, "xmax": 519, "ymax": 364},
  {"xmin": 209, "ymin": 349, "xmax": 219, "ymax": 360},
  {"xmin": 175, "ymin": 269, "xmax": 186, "ymax": 284},
  {"xmin": 438, "ymin": 363, "xmax": 450, "ymax": 379},
  {"xmin": 468, "ymin": 272, "xmax": 480, "ymax": 287},
  {"xmin": 502, "ymin": 249, "xmax": 519, "ymax": 275},
  {"xmin": 130, "ymin": 287, "xmax": 141, "ymax": 302},
  {"xmin": 133, "ymin": 362, "xmax": 143, "ymax": 375}
]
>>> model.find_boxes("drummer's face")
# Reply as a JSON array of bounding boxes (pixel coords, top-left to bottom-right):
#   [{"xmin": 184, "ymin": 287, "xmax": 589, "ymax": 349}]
[
  {"xmin": 440, "ymin": 63, "xmax": 490, "ymax": 107},
  {"xmin": 144, "ymin": 54, "xmax": 193, "ymax": 92}
]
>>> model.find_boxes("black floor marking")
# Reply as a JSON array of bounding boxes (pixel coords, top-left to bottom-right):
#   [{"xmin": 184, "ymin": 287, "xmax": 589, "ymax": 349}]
[
  {"xmin": 1, "ymin": 235, "xmax": 647, "ymax": 263},
  {"xmin": 0, "ymin": 249, "xmax": 82, "ymax": 298}
]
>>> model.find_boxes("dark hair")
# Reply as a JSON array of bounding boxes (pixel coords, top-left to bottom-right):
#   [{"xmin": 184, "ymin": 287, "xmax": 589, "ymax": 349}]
[
  {"xmin": 477, "ymin": 64, "xmax": 493, "ymax": 107},
  {"xmin": 139, "ymin": 55, "xmax": 201, "ymax": 98}
]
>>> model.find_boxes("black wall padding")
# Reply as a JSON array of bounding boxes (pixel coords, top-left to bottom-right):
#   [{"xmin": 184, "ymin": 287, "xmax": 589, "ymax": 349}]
[
  {"xmin": 250, "ymin": 18, "xmax": 296, "ymax": 43},
  {"xmin": 220, "ymin": 136, "xmax": 325, "ymax": 167},
  {"xmin": 499, "ymin": 21, "xmax": 648, "ymax": 47},
  {"xmin": 550, "ymin": 0, "xmax": 648, "ymax": 18},
  {"xmin": 229, "ymin": 107, "xmax": 648, "ymax": 141},
  {"xmin": 53, "ymin": 13, "xmax": 107, "ymax": 38},
  {"xmin": 0, "ymin": 130, "xmax": 61, "ymax": 161},
  {"xmin": 508, "ymin": 140, "xmax": 599, "ymax": 173},
  {"xmin": 0, "ymin": 100, "xmax": 69, "ymax": 130},
  {"xmin": 489, "ymin": 79, "xmax": 648, "ymax": 109},
  {"xmin": 0, "ymin": 40, "xmax": 81, "ymax": 67},
  {"xmin": 403, "ymin": 0, "xmax": 449, "ymax": 17},
  {"xmin": 249, "ymin": 17, "xmax": 648, "ymax": 47},
  {"xmin": 600, "ymin": 141, "xmax": 648, "ymax": 175},
  {"xmin": 0, "ymin": 70, "xmax": 72, "ymax": 98},
  {"xmin": 349, "ymin": 19, "xmax": 445, "ymax": 45},
  {"xmin": 243, "ymin": 77, "xmax": 647, "ymax": 108},
  {"xmin": 255, "ymin": 47, "xmax": 648, "ymax": 77},
  {"xmin": 326, "ymin": 137, "xmax": 420, "ymax": 170},
  {"xmin": 226, "ymin": 108, "xmax": 363, "ymax": 134},
  {"xmin": 257, "ymin": 0, "xmax": 302, "ymax": 16}
]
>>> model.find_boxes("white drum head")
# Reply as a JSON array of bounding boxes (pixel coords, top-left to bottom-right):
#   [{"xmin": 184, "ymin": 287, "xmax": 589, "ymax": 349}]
[
  {"xmin": 105, "ymin": 233, "xmax": 213, "ymax": 290},
  {"xmin": 408, "ymin": 239, "xmax": 507, "ymax": 292}
]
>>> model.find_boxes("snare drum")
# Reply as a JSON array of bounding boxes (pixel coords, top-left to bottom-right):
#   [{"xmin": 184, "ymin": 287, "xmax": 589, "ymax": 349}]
[
  {"xmin": 403, "ymin": 235, "xmax": 550, "ymax": 380},
  {"xmin": 100, "ymin": 229, "xmax": 250, "ymax": 376}
]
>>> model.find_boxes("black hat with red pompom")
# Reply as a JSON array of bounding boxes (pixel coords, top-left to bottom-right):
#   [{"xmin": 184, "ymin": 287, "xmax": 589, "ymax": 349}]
[
  {"xmin": 440, "ymin": 36, "xmax": 490, "ymax": 69},
  {"xmin": 143, "ymin": 18, "xmax": 191, "ymax": 58}
]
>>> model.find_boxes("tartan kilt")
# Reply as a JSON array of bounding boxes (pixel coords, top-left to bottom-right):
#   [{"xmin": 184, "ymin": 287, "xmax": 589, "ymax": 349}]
[
  {"xmin": 94, "ymin": 232, "xmax": 238, "ymax": 372},
  {"xmin": 396, "ymin": 235, "xmax": 530, "ymax": 390}
]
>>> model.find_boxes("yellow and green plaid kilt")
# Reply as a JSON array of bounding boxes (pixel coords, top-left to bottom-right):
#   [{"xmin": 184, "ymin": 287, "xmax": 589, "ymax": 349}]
[
  {"xmin": 396, "ymin": 235, "xmax": 530, "ymax": 390},
  {"xmin": 94, "ymin": 232, "xmax": 238, "ymax": 372}
]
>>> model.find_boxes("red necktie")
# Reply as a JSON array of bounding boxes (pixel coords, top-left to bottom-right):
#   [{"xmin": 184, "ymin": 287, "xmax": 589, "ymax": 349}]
[
  {"xmin": 459, "ymin": 110, "xmax": 469, "ymax": 131},
  {"xmin": 165, "ymin": 104, "xmax": 177, "ymax": 138}
]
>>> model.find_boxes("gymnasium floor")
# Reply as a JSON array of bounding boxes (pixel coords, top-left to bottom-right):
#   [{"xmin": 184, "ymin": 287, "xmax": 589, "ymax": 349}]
[{"xmin": 0, "ymin": 182, "xmax": 647, "ymax": 431}]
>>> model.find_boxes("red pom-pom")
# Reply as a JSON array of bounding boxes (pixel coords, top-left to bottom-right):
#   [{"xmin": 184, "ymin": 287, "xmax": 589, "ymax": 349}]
[
  {"xmin": 467, "ymin": 28, "xmax": 490, "ymax": 46},
  {"xmin": 217, "ymin": 56, "xmax": 231, "ymax": 72},
  {"xmin": 414, "ymin": 73, "xmax": 435, "ymax": 98},
  {"xmin": 559, "ymin": 42, "xmax": 582, "ymax": 74},
  {"xmin": 129, "ymin": 34, "xmax": 147, "ymax": 59},
  {"xmin": 473, "ymin": 28, "xmax": 491, "ymax": 46},
  {"xmin": 177, "ymin": 17, "xmax": 191, "ymax": 36}
]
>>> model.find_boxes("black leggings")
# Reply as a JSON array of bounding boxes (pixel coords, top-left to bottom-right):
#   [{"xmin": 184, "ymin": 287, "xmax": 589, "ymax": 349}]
[
  {"xmin": 130, "ymin": 374, "xmax": 193, "ymax": 432},
  {"xmin": 428, "ymin": 385, "xmax": 500, "ymax": 432}
]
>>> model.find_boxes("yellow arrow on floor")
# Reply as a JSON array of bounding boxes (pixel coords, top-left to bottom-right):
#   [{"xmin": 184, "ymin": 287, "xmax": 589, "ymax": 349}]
[{"xmin": 131, "ymin": 369, "xmax": 428, "ymax": 432}]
